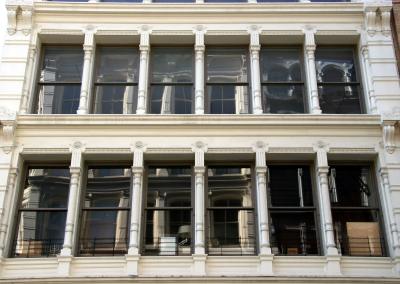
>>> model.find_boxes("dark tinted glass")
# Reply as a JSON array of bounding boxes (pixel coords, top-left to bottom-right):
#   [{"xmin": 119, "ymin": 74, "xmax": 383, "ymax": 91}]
[
  {"xmin": 318, "ymin": 85, "xmax": 362, "ymax": 114},
  {"xmin": 37, "ymin": 85, "xmax": 81, "ymax": 114},
  {"xmin": 262, "ymin": 85, "xmax": 305, "ymax": 114},
  {"xmin": 207, "ymin": 49, "xmax": 248, "ymax": 83},
  {"xmin": 316, "ymin": 49, "xmax": 357, "ymax": 83},
  {"xmin": 151, "ymin": 48, "xmax": 193, "ymax": 83},
  {"xmin": 269, "ymin": 166, "xmax": 313, "ymax": 207},
  {"xmin": 207, "ymin": 85, "xmax": 249, "ymax": 114},
  {"xmin": 95, "ymin": 47, "xmax": 139, "ymax": 83},
  {"xmin": 85, "ymin": 168, "xmax": 131, "ymax": 208},
  {"xmin": 21, "ymin": 168, "xmax": 70, "ymax": 209},
  {"xmin": 150, "ymin": 85, "xmax": 193, "ymax": 114},
  {"xmin": 260, "ymin": 48, "xmax": 302, "ymax": 82},
  {"xmin": 93, "ymin": 85, "xmax": 138, "ymax": 114},
  {"xmin": 40, "ymin": 47, "xmax": 83, "ymax": 82}
]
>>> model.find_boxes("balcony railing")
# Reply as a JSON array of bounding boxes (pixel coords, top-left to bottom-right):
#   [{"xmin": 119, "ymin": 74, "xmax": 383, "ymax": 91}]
[
  {"xmin": 337, "ymin": 237, "xmax": 386, "ymax": 257},
  {"xmin": 207, "ymin": 237, "xmax": 256, "ymax": 255},
  {"xmin": 79, "ymin": 238, "xmax": 128, "ymax": 256},
  {"xmin": 12, "ymin": 239, "xmax": 64, "ymax": 258},
  {"xmin": 143, "ymin": 237, "xmax": 192, "ymax": 256}
]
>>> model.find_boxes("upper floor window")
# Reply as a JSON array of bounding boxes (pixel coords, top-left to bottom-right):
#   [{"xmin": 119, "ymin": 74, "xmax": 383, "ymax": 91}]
[
  {"xmin": 36, "ymin": 47, "xmax": 83, "ymax": 114},
  {"xmin": 150, "ymin": 48, "xmax": 194, "ymax": 114},
  {"xmin": 260, "ymin": 47, "xmax": 306, "ymax": 114},
  {"xmin": 329, "ymin": 165, "xmax": 386, "ymax": 256},
  {"xmin": 315, "ymin": 47, "xmax": 363, "ymax": 114},
  {"xmin": 12, "ymin": 167, "xmax": 70, "ymax": 258},
  {"xmin": 93, "ymin": 47, "xmax": 139, "ymax": 114},
  {"xmin": 206, "ymin": 48, "xmax": 249, "ymax": 114}
]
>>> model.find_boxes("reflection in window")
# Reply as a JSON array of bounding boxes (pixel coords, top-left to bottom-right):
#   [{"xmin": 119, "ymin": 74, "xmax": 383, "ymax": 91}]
[
  {"xmin": 79, "ymin": 167, "xmax": 131, "ymax": 256},
  {"xmin": 268, "ymin": 166, "xmax": 319, "ymax": 255},
  {"xmin": 12, "ymin": 168, "xmax": 70, "ymax": 257},
  {"xmin": 315, "ymin": 48, "xmax": 363, "ymax": 114},
  {"xmin": 329, "ymin": 165, "xmax": 386, "ymax": 256},
  {"xmin": 260, "ymin": 48, "xmax": 305, "ymax": 114},
  {"xmin": 207, "ymin": 166, "xmax": 255, "ymax": 255},
  {"xmin": 36, "ymin": 47, "xmax": 83, "ymax": 114},
  {"xmin": 144, "ymin": 167, "xmax": 192, "ymax": 255},
  {"xmin": 150, "ymin": 48, "xmax": 193, "ymax": 114},
  {"xmin": 93, "ymin": 47, "xmax": 139, "ymax": 114},
  {"xmin": 206, "ymin": 49, "xmax": 249, "ymax": 114}
]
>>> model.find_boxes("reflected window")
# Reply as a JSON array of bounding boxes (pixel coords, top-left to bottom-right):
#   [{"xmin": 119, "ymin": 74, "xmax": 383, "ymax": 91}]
[
  {"xmin": 315, "ymin": 48, "xmax": 363, "ymax": 114},
  {"xmin": 93, "ymin": 47, "xmax": 139, "ymax": 114},
  {"xmin": 143, "ymin": 166, "xmax": 192, "ymax": 255},
  {"xmin": 79, "ymin": 167, "xmax": 131, "ymax": 256},
  {"xmin": 329, "ymin": 165, "xmax": 386, "ymax": 256},
  {"xmin": 206, "ymin": 48, "xmax": 249, "ymax": 114},
  {"xmin": 260, "ymin": 48, "xmax": 306, "ymax": 114},
  {"xmin": 35, "ymin": 47, "xmax": 83, "ymax": 114},
  {"xmin": 268, "ymin": 165, "xmax": 319, "ymax": 255},
  {"xmin": 207, "ymin": 166, "xmax": 255, "ymax": 255},
  {"xmin": 12, "ymin": 167, "xmax": 70, "ymax": 257},
  {"xmin": 150, "ymin": 48, "xmax": 194, "ymax": 114}
]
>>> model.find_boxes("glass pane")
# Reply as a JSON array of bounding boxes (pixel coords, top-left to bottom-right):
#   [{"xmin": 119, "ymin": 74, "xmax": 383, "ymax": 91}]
[
  {"xmin": 262, "ymin": 85, "xmax": 305, "ymax": 114},
  {"xmin": 85, "ymin": 168, "xmax": 131, "ymax": 208},
  {"xmin": 329, "ymin": 166, "xmax": 375, "ymax": 207},
  {"xmin": 205, "ymin": 0, "xmax": 247, "ymax": 2},
  {"xmin": 37, "ymin": 84, "xmax": 80, "ymax": 114},
  {"xmin": 207, "ymin": 85, "xmax": 249, "ymax": 114},
  {"xmin": 147, "ymin": 167, "xmax": 191, "ymax": 208},
  {"xmin": 95, "ymin": 47, "xmax": 139, "ymax": 83},
  {"xmin": 150, "ymin": 85, "xmax": 193, "ymax": 114},
  {"xmin": 40, "ymin": 47, "xmax": 83, "ymax": 82},
  {"xmin": 13, "ymin": 211, "xmax": 66, "ymax": 257},
  {"xmin": 207, "ymin": 49, "xmax": 248, "ymax": 83},
  {"xmin": 79, "ymin": 210, "xmax": 129, "ymax": 256},
  {"xmin": 269, "ymin": 166, "xmax": 313, "ymax": 207},
  {"xmin": 208, "ymin": 167, "xmax": 252, "ymax": 207},
  {"xmin": 258, "ymin": 0, "xmax": 297, "ymax": 2},
  {"xmin": 208, "ymin": 209, "xmax": 255, "ymax": 255},
  {"xmin": 153, "ymin": 0, "xmax": 194, "ymax": 2},
  {"xmin": 332, "ymin": 210, "xmax": 385, "ymax": 256},
  {"xmin": 316, "ymin": 48, "xmax": 357, "ymax": 83},
  {"xmin": 270, "ymin": 212, "xmax": 318, "ymax": 255},
  {"xmin": 318, "ymin": 85, "xmax": 362, "ymax": 114},
  {"xmin": 102, "ymin": 0, "xmax": 142, "ymax": 2},
  {"xmin": 93, "ymin": 85, "xmax": 138, "ymax": 114},
  {"xmin": 151, "ymin": 48, "xmax": 193, "ymax": 83},
  {"xmin": 260, "ymin": 48, "xmax": 302, "ymax": 82},
  {"xmin": 143, "ymin": 209, "xmax": 191, "ymax": 256},
  {"xmin": 21, "ymin": 168, "xmax": 70, "ymax": 209}
]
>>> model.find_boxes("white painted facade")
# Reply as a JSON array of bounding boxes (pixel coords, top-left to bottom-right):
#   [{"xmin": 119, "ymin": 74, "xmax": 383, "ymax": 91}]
[{"xmin": 0, "ymin": 0, "xmax": 400, "ymax": 283}]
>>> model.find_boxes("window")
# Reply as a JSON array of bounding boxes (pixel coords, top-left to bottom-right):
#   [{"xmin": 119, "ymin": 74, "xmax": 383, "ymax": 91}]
[
  {"xmin": 206, "ymin": 48, "xmax": 250, "ymax": 114},
  {"xmin": 36, "ymin": 47, "xmax": 83, "ymax": 114},
  {"xmin": 207, "ymin": 166, "xmax": 255, "ymax": 255},
  {"xmin": 260, "ymin": 48, "xmax": 306, "ymax": 113},
  {"xmin": 150, "ymin": 48, "xmax": 194, "ymax": 114},
  {"xmin": 143, "ymin": 166, "xmax": 192, "ymax": 255},
  {"xmin": 268, "ymin": 165, "xmax": 319, "ymax": 255},
  {"xmin": 315, "ymin": 48, "xmax": 363, "ymax": 114},
  {"xmin": 79, "ymin": 167, "xmax": 131, "ymax": 256},
  {"xmin": 329, "ymin": 165, "xmax": 386, "ymax": 256},
  {"xmin": 12, "ymin": 167, "xmax": 70, "ymax": 257},
  {"xmin": 93, "ymin": 47, "xmax": 139, "ymax": 114}
]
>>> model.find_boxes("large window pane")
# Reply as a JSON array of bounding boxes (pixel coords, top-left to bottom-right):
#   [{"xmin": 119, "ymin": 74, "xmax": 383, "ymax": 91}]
[
  {"xmin": 93, "ymin": 85, "xmax": 137, "ymax": 114},
  {"xmin": 37, "ymin": 84, "xmax": 81, "ymax": 114},
  {"xmin": 262, "ymin": 85, "xmax": 305, "ymax": 114},
  {"xmin": 150, "ymin": 85, "xmax": 193, "ymax": 114},
  {"xmin": 207, "ymin": 49, "xmax": 247, "ymax": 83},
  {"xmin": 318, "ymin": 85, "xmax": 362, "ymax": 114},
  {"xmin": 208, "ymin": 85, "xmax": 248, "ymax": 114}
]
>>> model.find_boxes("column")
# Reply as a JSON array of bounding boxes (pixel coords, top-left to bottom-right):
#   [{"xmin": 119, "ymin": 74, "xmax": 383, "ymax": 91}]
[
  {"xmin": 304, "ymin": 29, "xmax": 321, "ymax": 114},
  {"xmin": 136, "ymin": 31, "xmax": 150, "ymax": 115},
  {"xmin": 360, "ymin": 32, "xmax": 378, "ymax": 114},
  {"xmin": 126, "ymin": 141, "xmax": 146, "ymax": 276},
  {"xmin": 192, "ymin": 141, "xmax": 207, "ymax": 276},
  {"xmin": 20, "ymin": 33, "xmax": 38, "ymax": 114},
  {"xmin": 77, "ymin": 31, "xmax": 95, "ymax": 115},
  {"xmin": 194, "ymin": 29, "xmax": 205, "ymax": 115},
  {"xmin": 249, "ymin": 30, "xmax": 263, "ymax": 115}
]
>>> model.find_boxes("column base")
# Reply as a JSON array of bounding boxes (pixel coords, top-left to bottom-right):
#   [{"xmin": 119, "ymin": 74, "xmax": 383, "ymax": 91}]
[
  {"xmin": 126, "ymin": 254, "xmax": 140, "ymax": 276},
  {"xmin": 259, "ymin": 253, "xmax": 274, "ymax": 276},
  {"xmin": 325, "ymin": 254, "xmax": 342, "ymax": 276},
  {"xmin": 57, "ymin": 255, "xmax": 73, "ymax": 277},
  {"xmin": 192, "ymin": 254, "xmax": 207, "ymax": 276}
]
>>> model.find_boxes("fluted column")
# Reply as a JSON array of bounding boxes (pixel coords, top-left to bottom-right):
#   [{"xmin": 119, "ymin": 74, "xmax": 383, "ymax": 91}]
[
  {"xmin": 20, "ymin": 33, "xmax": 38, "ymax": 114},
  {"xmin": 249, "ymin": 30, "xmax": 263, "ymax": 114},
  {"xmin": 194, "ymin": 29, "xmax": 205, "ymax": 115},
  {"xmin": 136, "ymin": 31, "xmax": 150, "ymax": 115},
  {"xmin": 77, "ymin": 31, "xmax": 95, "ymax": 115},
  {"xmin": 304, "ymin": 29, "xmax": 321, "ymax": 114},
  {"xmin": 360, "ymin": 33, "xmax": 378, "ymax": 114}
]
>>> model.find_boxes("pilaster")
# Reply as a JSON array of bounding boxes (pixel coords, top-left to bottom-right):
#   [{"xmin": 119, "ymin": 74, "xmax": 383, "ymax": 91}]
[
  {"xmin": 304, "ymin": 28, "xmax": 321, "ymax": 114},
  {"xmin": 194, "ymin": 27, "xmax": 205, "ymax": 115},
  {"xmin": 137, "ymin": 28, "xmax": 151, "ymax": 115},
  {"xmin": 249, "ymin": 28, "xmax": 262, "ymax": 115}
]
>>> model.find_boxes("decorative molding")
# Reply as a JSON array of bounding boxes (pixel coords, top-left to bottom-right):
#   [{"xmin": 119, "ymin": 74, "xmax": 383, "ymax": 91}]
[
  {"xmin": 20, "ymin": 6, "xmax": 33, "ymax": 36},
  {"xmin": 38, "ymin": 29, "xmax": 84, "ymax": 36},
  {"xmin": 95, "ymin": 30, "xmax": 139, "ymax": 36},
  {"xmin": 146, "ymin": 148, "xmax": 192, "ymax": 154},
  {"xmin": 130, "ymin": 141, "xmax": 147, "ymax": 153},
  {"xmin": 252, "ymin": 141, "xmax": 268, "ymax": 153},
  {"xmin": 383, "ymin": 107, "xmax": 400, "ymax": 121},
  {"xmin": 365, "ymin": 6, "xmax": 378, "ymax": 36},
  {"xmin": 379, "ymin": 7, "xmax": 391, "ymax": 37},
  {"xmin": 206, "ymin": 30, "xmax": 248, "ymax": 36},
  {"xmin": 269, "ymin": 147, "xmax": 313, "ymax": 154},
  {"xmin": 329, "ymin": 147, "xmax": 377, "ymax": 154},
  {"xmin": 313, "ymin": 140, "xmax": 330, "ymax": 153},
  {"xmin": 6, "ymin": 6, "xmax": 17, "ymax": 36},
  {"xmin": 85, "ymin": 148, "xmax": 131, "ymax": 154},
  {"xmin": 21, "ymin": 148, "xmax": 70, "ymax": 154},
  {"xmin": 191, "ymin": 141, "xmax": 208, "ymax": 153},
  {"xmin": 207, "ymin": 147, "xmax": 253, "ymax": 154},
  {"xmin": 152, "ymin": 30, "xmax": 193, "ymax": 36},
  {"xmin": 0, "ymin": 106, "xmax": 17, "ymax": 121},
  {"xmin": 316, "ymin": 30, "xmax": 360, "ymax": 36},
  {"xmin": 382, "ymin": 122, "xmax": 397, "ymax": 154},
  {"xmin": 261, "ymin": 30, "xmax": 303, "ymax": 36}
]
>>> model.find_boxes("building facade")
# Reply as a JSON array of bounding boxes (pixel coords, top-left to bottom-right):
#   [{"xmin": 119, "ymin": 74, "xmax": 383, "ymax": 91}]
[{"xmin": 0, "ymin": 0, "xmax": 400, "ymax": 283}]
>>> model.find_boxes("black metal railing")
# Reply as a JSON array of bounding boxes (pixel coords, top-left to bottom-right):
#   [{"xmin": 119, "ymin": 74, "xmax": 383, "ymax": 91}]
[
  {"xmin": 79, "ymin": 238, "xmax": 128, "ymax": 256},
  {"xmin": 207, "ymin": 237, "xmax": 256, "ymax": 256},
  {"xmin": 337, "ymin": 237, "xmax": 386, "ymax": 257},
  {"xmin": 143, "ymin": 237, "xmax": 192, "ymax": 256},
  {"xmin": 12, "ymin": 238, "xmax": 64, "ymax": 258}
]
